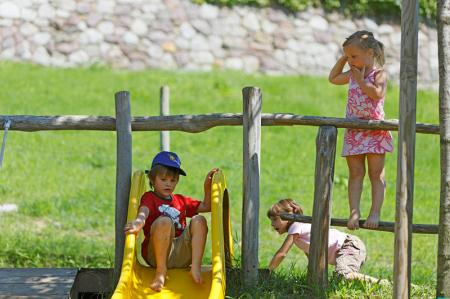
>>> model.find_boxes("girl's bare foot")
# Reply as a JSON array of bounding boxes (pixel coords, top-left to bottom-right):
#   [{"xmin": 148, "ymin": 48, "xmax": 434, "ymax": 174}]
[
  {"xmin": 150, "ymin": 271, "xmax": 166, "ymax": 292},
  {"xmin": 363, "ymin": 212, "xmax": 380, "ymax": 229},
  {"xmin": 347, "ymin": 210, "xmax": 360, "ymax": 230},
  {"xmin": 190, "ymin": 265, "xmax": 204, "ymax": 284}
]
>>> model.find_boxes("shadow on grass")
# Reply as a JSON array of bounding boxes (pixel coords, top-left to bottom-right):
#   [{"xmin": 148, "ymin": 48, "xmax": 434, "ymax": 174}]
[{"xmin": 225, "ymin": 268, "xmax": 391, "ymax": 299}]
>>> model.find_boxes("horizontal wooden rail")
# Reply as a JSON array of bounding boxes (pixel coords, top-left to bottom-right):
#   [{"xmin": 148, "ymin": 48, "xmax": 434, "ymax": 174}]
[
  {"xmin": 280, "ymin": 213, "xmax": 438, "ymax": 234},
  {"xmin": 0, "ymin": 114, "xmax": 439, "ymax": 134}
]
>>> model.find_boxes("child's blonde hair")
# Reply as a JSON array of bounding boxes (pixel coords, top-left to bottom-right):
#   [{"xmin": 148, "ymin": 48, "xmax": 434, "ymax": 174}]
[
  {"xmin": 146, "ymin": 164, "xmax": 179, "ymax": 189},
  {"xmin": 343, "ymin": 30, "xmax": 385, "ymax": 66},
  {"xmin": 267, "ymin": 198, "xmax": 304, "ymax": 219}
]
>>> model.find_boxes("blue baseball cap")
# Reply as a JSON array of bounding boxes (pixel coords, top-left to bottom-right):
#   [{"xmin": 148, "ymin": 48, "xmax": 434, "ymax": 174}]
[{"xmin": 149, "ymin": 151, "xmax": 186, "ymax": 176}]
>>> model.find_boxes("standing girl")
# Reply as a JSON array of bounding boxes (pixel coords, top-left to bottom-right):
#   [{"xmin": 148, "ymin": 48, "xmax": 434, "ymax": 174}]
[{"xmin": 329, "ymin": 30, "xmax": 393, "ymax": 230}]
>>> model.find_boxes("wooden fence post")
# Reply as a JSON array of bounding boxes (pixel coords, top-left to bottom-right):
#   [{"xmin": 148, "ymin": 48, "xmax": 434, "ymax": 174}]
[
  {"xmin": 437, "ymin": 0, "xmax": 450, "ymax": 297},
  {"xmin": 307, "ymin": 126, "xmax": 337, "ymax": 293},
  {"xmin": 394, "ymin": 0, "xmax": 419, "ymax": 298},
  {"xmin": 160, "ymin": 86, "xmax": 170, "ymax": 151},
  {"xmin": 241, "ymin": 87, "xmax": 261, "ymax": 287},
  {"xmin": 114, "ymin": 91, "xmax": 132, "ymax": 286}
]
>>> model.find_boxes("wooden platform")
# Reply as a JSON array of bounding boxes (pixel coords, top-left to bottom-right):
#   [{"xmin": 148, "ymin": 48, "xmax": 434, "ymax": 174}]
[
  {"xmin": 0, "ymin": 268, "xmax": 78, "ymax": 299},
  {"xmin": 0, "ymin": 268, "xmax": 114, "ymax": 299}
]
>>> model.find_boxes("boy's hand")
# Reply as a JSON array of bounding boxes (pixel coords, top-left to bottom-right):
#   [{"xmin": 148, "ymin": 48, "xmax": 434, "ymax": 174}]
[
  {"xmin": 124, "ymin": 219, "xmax": 145, "ymax": 234},
  {"xmin": 197, "ymin": 168, "xmax": 219, "ymax": 213},
  {"xmin": 204, "ymin": 168, "xmax": 219, "ymax": 192}
]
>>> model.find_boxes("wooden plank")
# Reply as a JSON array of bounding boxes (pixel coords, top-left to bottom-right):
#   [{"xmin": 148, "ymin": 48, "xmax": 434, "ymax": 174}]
[
  {"xmin": 0, "ymin": 114, "xmax": 439, "ymax": 135},
  {"xmin": 114, "ymin": 91, "xmax": 132, "ymax": 287},
  {"xmin": 0, "ymin": 269, "xmax": 76, "ymax": 279},
  {"xmin": 0, "ymin": 268, "xmax": 77, "ymax": 298},
  {"xmin": 0, "ymin": 284, "xmax": 70, "ymax": 296},
  {"xmin": 307, "ymin": 126, "xmax": 337, "ymax": 293},
  {"xmin": 437, "ymin": 0, "xmax": 450, "ymax": 297},
  {"xmin": 0, "ymin": 275, "xmax": 75, "ymax": 284},
  {"xmin": 160, "ymin": 86, "xmax": 170, "ymax": 151},
  {"xmin": 394, "ymin": 1, "xmax": 419, "ymax": 298},
  {"xmin": 0, "ymin": 295, "xmax": 66, "ymax": 299},
  {"xmin": 241, "ymin": 87, "xmax": 261, "ymax": 287},
  {"xmin": 280, "ymin": 214, "xmax": 438, "ymax": 234}
]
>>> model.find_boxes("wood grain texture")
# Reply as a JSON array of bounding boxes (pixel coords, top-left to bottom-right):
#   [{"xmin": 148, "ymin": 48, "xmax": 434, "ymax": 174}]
[
  {"xmin": 394, "ymin": 1, "xmax": 419, "ymax": 298},
  {"xmin": 437, "ymin": 0, "xmax": 450, "ymax": 297},
  {"xmin": 0, "ymin": 268, "xmax": 77, "ymax": 298},
  {"xmin": 160, "ymin": 86, "xmax": 170, "ymax": 151},
  {"xmin": 0, "ymin": 114, "xmax": 439, "ymax": 134},
  {"xmin": 114, "ymin": 91, "xmax": 132, "ymax": 287},
  {"xmin": 307, "ymin": 126, "xmax": 336, "ymax": 293},
  {"xmin": 280, "ymin": 214, "xmax": 438, "ymax": 234},
  {"xmin": 241, "ymin": 87, "xmax": 261, "ymax": 287}
]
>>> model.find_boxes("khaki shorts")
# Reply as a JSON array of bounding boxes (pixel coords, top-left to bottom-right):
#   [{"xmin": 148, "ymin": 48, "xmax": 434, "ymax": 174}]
[
  {"xmin": 334, "ymin": 234, "xmax": 366, "ymax": 276},
  {"xmin": 146, "ymin": 220, "xmax": 193, "ymax": 269}
]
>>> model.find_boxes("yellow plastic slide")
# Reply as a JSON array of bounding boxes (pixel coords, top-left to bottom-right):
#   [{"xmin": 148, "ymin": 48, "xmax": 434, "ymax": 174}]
[{"xmin": 112, "ymin": 170, "xmax": 233, "ymax": 299}]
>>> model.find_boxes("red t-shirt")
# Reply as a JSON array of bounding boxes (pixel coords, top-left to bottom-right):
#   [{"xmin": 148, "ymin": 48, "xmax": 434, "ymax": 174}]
[{"xmin": 139, "ymin": 191, "xmax": 201, "ymax": 259}]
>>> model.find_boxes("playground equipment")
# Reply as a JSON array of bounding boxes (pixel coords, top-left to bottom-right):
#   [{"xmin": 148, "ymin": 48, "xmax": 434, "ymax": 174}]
[
  {"xmin": 112, "ymin": 169, "xmax": 233, "ymax": 298},
  {"xmin": 1, "ymin": 2, "xmax": 450, "ymax": 297},
  {"xmin": 0, "ymin": 86, "xmax": 447, "ymax": 297}
]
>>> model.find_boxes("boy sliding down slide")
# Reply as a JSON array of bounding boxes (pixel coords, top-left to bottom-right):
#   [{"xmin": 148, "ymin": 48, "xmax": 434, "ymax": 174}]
[{"xmin": 125, "ymin": 151, "xmax": 218, "ymax": 292}]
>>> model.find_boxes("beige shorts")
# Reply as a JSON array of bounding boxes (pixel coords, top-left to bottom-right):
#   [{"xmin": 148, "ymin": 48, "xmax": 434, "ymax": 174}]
[
  {"xmin": 334, "ymin": 234, "xmax": 367, "ymax": 276},
  {"xmin": 146, "ymin": 220, "xmax": 193, "ymax": 269}
]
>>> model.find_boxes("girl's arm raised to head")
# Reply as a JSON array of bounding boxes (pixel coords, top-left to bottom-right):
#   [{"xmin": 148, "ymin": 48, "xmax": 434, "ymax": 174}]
[
  {"xmin": 329, "ymin": 55, "xmax": 350, "ymax": 85},
  {"xmin": 124, "ymin": 206, "xmax": 149, "ymax": 234},
  {"xmin": 197, "ymin": 168, "xmax": 219, "ymax": 213},
  {"xmin": 268, "ymin": 234, "xmax": 295, "ymax": 271},
  {"xmin": 353, "ymin": 68, "xmax": 387, "ymax": 100}
]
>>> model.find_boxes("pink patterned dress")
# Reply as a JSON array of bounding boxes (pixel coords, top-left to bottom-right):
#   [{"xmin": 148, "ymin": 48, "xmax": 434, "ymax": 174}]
[{"xmin": 342, "ymin": 69, "xmax": 393, "ymax": 156}]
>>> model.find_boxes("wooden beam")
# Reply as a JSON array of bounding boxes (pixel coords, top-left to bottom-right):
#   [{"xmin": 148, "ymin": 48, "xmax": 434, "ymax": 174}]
[
  {"xmin": 114, "ymin": 91, "xmax": 132, "ymax": 287},
  {"xmin": 160, "ymin": 86, "xmax": 170, "ymax": 151},
  {"xmin": 307, "ymin": 126, "xmax": 337, "ymax": 292},
  {"xmin": 241, "ymin": 87, "xmax": 261, "ymax": 287},
  {"xmin": 262, "ymin": 114, "xmax": 438, "ymax": 135},
  {"xmin": 394, "ymin": 1, "xmax": 419, "ymax": 298},
  {"xmin": 437, "ymin": 0, "xmax": 450, "ymax": 297},
  {"xmin": 0, "ymin": 114, "xmax": 439, "ymax": 134},
  {"xmin": 280, "ymin": 214, "xmax": 438, "ymax": 234}
]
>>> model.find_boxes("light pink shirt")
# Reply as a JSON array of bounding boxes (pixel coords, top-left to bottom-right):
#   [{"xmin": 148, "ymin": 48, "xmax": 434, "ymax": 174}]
[{"xmin": 288, "ymin": 222, "xmax": 347, "ymax": 265}]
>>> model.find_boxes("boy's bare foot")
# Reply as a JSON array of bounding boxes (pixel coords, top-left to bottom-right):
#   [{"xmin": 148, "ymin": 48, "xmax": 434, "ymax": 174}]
[
  {"xmin": 363, "ymin": 212, "xmax": 380, "ymax": 229},
  {"xmin": 190, "ymin": 265, "xmax": 204, "ymax": 284},
  {"xmin": 150, "ymin": 271, "xmax": 166, "ymax": 292},
  {"xmin": 347, "ymin": 211, "xmax": 360, "ymax": 230}
]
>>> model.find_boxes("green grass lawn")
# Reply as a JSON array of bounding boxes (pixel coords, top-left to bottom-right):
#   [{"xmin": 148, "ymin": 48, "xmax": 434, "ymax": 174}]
[{"xmin": 0, "ymin": 61, "xmax": 440, "ymax": 297}]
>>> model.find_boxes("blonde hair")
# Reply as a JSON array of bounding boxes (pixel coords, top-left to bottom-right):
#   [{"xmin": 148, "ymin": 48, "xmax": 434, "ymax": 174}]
[
  {"xmin": 147, "ymin": 164, "xmax": 179, "ymax": 189},
  {"xmin": 267, "ymin": 198, "xmax": 304, "ymax": 219},
  {"xmin": 343, "ymin": 30, "xmax": 385, "ymax": 66}
]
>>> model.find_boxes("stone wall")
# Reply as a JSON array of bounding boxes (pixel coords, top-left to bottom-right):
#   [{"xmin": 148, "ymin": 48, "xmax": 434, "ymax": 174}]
[{"xmin": 0, "ymin": 0, "xmax": 439, "ymax": 89}]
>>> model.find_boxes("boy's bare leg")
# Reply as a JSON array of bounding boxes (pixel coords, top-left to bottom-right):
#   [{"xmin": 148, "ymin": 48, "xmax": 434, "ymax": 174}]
[
  {"xmin": 189, "ymin": 215, "xmax": 208, "ymax": 284},
  {"xmin": 364, "ymin": 154, "xmax": 386, "ymax": 229},
  {"xmin": 150, "ymin": 216, "xmax": 174, "ymax": 292},
  {"xmin": 346, "ymin": 155, "xmax": 365, "ymax": 230}
]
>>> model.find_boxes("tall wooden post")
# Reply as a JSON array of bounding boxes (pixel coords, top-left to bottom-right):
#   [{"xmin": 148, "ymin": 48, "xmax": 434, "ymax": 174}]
[
  {"xmin": 160, "ymin": 86, "xmax": 170, "ymax": 151},
  {"xmin": 242, "ymin": 87, "xmax": 261, "ymax": 287},
  {"xmin": 114, "ymin": 91, "xmax": 132, "ymax": 286},
  {"xmin": 307, "ymin": 126, "xmax": 337, "ymax": 293},
  {"xmin": 437, "ymin": 0, "xmax": 450, "ymax": 297},
  {"xmin": 394, "ymin": 1, "xmax": 419, "ymax": 298}
]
